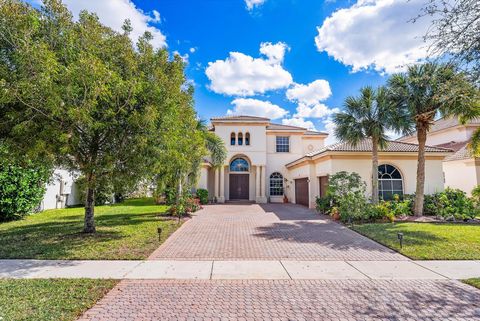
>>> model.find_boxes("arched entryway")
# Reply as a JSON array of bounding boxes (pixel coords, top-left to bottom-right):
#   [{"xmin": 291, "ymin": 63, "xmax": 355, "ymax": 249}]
[{"xmin": 229, "ymin": 157, "xmax": 250, "ymax": 200}]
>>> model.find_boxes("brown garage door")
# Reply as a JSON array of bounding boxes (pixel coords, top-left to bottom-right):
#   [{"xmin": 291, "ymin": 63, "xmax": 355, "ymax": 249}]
[
  {"xmin": 229, "ymin": 174, "xmax": 249, "ymax": 200},
  {"xmin": 295, "ymin": 178, "xmax": 309, "ymax": 206}
]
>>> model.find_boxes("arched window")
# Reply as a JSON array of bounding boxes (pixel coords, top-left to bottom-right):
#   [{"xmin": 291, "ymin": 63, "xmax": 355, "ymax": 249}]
[
  {"xmin": 270, "ymin": 172, "xmax": 284, "ymax": 196},
  {"xmin": 238, "ymin": 132, "xmax": 243, "ymax": 145},
  {"xmin": 230, "ymin": 132, "xmax": 236, "ymax": 145},
  {"xmin": 245, "ymin": 132, "xmax": 250, "ymax": 146},
  {"xmin": 378, "ymin": 164, "xmax": 403, "ymax": 200},
  {"xmin": 230, "ymin": 158, "xmax": 249, "ymax": 172}
]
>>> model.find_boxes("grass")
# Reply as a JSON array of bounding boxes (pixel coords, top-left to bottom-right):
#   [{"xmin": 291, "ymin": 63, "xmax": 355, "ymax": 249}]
[
  {"xmin": 352, "ymin": 222, "xmax": 480, "ymax": 260},
  {"xmin": 463, "ymin": 278, "xmax": 480, "ymax": 290},
  {"xmin": 0, "ymin": 198, "xmax": 182, "ymax": 260},
  {"xmin": 0, "ymin": 279, "xmax": 117, "ymax": 321}
]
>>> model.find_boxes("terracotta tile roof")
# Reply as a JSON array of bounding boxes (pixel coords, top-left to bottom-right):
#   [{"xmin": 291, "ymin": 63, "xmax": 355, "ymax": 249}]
[
  {"xmin": 211, "ymin": 115, "xmax": 270, "ymax": 121},
  {"xmin": 305, "ymin": 139, "xmax": 452, "ymax": 157},
  {"xmin": 443, "ymin": 143, "xmax": 474, "ymax": 161}
]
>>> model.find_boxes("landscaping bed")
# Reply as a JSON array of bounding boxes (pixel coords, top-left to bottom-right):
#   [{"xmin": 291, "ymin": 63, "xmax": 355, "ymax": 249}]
[
  {"xmin": 0, "ymin": 279, "xmax": 117, "ymax": 321},
  {"xmin": 352, "ymin": 222, "xmax": 480, "ymax": 260},
  {"xmin": 0, "ymin": 198, "xmax": 182, "ymax": 260}
]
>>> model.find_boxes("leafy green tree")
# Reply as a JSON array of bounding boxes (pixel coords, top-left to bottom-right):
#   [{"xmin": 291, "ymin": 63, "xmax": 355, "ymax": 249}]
[
  {"xmin": 333, "ymin": 86, "xmax": 410, "ymax": 204},
  {"xmin": 0, "ymin": 0, "xmax": 196, "ymax": 232},
  {"xmin": 387, "ymin": 63, "xmax": 478, "ymax": 216}
]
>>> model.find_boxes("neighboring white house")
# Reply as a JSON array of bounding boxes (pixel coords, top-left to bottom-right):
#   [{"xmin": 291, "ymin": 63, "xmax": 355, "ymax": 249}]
[
  {"xmin": 39, "ymin": 169, "xmax": 81, "ymax": 211},
  {"xmin": 197, "ymin": 115, "xmax": 451, "ymax": 208},
  {"xmin": 398, "ymin": 117, "xmax": 480, "ymax": 195}
]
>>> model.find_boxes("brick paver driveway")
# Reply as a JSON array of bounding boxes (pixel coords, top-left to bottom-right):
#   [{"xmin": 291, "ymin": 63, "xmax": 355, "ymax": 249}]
[
  {"xmin": 149, "ymin": 203, "xmax": 405, "ymax": 261},
  {"xmin": 78, "ymin": 279, "xmax": 480, "ymax": 321}
]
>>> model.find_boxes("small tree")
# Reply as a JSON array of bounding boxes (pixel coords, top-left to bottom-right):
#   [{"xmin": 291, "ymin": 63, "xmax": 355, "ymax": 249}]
[
  {"xmin": 333, "ymin": 86, "xmax": 410, "ymax": 204},
  {"xmin": 327, "ymin": 171, "xmax": 367, "ymax": 222},
  {"xmin": 387, "ymin": 63, "xmax": 477, "ymax": 216}
]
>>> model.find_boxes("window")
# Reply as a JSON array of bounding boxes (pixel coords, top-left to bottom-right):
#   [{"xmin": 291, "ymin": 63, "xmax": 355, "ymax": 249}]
[
  {"xmin": 230, "ymin": 158, "xmax": 249, "ymax": 172},
  {"xmin": 270, "ymin": 172, "xmax": 284, "ymax": 196},
  {"xmin": 245, "ymin": 132, "xmax": 250, "ymax": 146},
  {"xmin": 238, "ymin": 132, "xmax": 243, "ymax": 145},
  {"xmin": 378, "ymin": 164, "xmax": 403, "ymax": 200},
  {"xmin": 230, "ymin": 132, "xmax": 236, "ymax": 145},
  {"xmin": 276, "ymin": 136, "xmax": 289, "ymax": 152}
]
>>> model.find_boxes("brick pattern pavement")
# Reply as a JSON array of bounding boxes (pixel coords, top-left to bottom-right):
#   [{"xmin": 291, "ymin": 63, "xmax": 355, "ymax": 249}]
[
  {"xmin": 78, "ymin": 279, "xmax": 480, "ymax": 321},
  {"xmin": 149, "ymin": 204, "xmax": 406, "ymax": 261}
]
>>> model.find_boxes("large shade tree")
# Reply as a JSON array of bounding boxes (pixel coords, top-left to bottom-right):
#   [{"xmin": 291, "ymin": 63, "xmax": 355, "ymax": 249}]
[
  {"xmin": 333, "ymin": 86, "xmax": 410, "ymax": 204},
  {"xmin": 0, "ymin": 0, "xmax": 200, "ymax": 232},
  {"xmin": 388, "ymin": 63, "xmax": 478, "ymax": 216}
]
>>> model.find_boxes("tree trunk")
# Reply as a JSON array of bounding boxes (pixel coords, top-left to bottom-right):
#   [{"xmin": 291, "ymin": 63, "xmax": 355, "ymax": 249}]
[
  {"xmin": 83, "ymin": 177, "xmax": 96, "ymax": 233},
  {"xmin": 414, "ymin": 123, "xmax": 427, "ymax": 216},
  {"xmin": 371, "ymin": 136, "xmax": 379, "ymax": 204}
]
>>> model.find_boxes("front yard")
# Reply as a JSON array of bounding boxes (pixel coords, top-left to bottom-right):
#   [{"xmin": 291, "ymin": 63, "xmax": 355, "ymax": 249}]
[
  {"xmin": 352, "ymin": 222, "xmax": 480, "ymax": 260},
  {"xmin": 0, "ymin": 198, "xmax": 181, "ymax": 260},
  {"xmin": 0, "ymin": 279, "xmax": 117, "ymax": 321}
]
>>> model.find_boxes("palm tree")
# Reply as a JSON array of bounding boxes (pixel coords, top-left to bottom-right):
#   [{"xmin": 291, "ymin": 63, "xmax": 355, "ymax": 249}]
[
  {"xmin": 333, "ymin": 86, "xmax": 409, "ymax": 204},
  {"xmin": 470, "ymin": 128, "xmax": 480, "ymax": 157},
  {"xmin": 197, "ymin": 120, "xmax": 227, "ymax": 167},
  {"xmin": 388, "ymin": 63, "xmax": 477, "ymax": 216}
]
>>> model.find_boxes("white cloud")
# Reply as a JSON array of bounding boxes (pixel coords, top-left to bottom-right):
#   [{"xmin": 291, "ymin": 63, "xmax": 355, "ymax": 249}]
[
  {"xmin": 189, "ymin": 47, "xmax": 197, "ymax": 53},
  {"xmin": 228, "ymin": 98, "xmax": 288, "ymax": 119},
  {"xmin": 61, "ymin": 0, "xmax": 167, "ymax": 48},
  {"xmin": 315, "ymin": 0, "xmax": 434, "ymax": 73},
  {"xmin": 282, "ymin": 117, "xmax": 316, "ymax": 130},
  {"xmin": 245, "ymin": 0, "xmax": 266, "ymax": 10},
  {"xmin": 286, "ymin": 80, "xmax": 332, "ymax": 105},
  {"xmin": 322, "ymin": 117, "xmax": 338, "ymax": 145},
  {"xmin": 205, "ymin": 42, "xmax": 293, "ymax": 96},
  {"xmin": 295, "ymin": 104, "xmax": 339, "ymax": 119}
]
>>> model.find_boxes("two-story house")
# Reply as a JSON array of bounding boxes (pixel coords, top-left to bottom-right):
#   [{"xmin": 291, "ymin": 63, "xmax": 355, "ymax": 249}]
[{"xmin": 198, "ymin": 115, "xmax": 451, "ymax": 208}]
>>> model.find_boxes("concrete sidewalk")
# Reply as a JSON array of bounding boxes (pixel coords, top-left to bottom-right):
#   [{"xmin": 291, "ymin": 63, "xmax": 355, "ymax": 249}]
[{"xmin": 1, "ymin": 259, "xmax": 479, "ymax": 280}]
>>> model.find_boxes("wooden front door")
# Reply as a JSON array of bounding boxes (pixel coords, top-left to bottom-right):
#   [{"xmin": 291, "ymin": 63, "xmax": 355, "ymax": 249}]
[
  {"xmin": 295, "ymin": 178, "xmax": 309, "ymax": 206},
  {"xmin": 229, "ymin": 174, "xmax": 249, "ymax": 200}
]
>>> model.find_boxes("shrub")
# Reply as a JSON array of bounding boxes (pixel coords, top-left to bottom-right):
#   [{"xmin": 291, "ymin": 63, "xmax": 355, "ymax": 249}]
[
  {"xmin": 315, "ymin": 195, "xmax": 332, "ymax": 214},
  {"xmin": 436, "ymin": 188, "xmax": 475, "ymax": 220},
  {"xmin": 423, "ymin": 194, "xmax": 438, "ymax": 216},
  {"xmin": 196, "ymin": 188, "xmax": 209, "ymax": 205},
  {"xmin": 327, "ymin": 172, "xmax": 368, "ymax": 222},
  {"xmin": 0, "ymin": 162, "xmax": 51, "ymax": 221},
  {"xmin": 392, "ymin": 199, "xmax": 413, "ymax": 217}
]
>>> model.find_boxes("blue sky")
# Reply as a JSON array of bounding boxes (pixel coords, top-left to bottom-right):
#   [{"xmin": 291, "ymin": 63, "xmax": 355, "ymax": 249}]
[{"xmin": 30, "ymin": 0, "xmax": 434, "ymax": 139}]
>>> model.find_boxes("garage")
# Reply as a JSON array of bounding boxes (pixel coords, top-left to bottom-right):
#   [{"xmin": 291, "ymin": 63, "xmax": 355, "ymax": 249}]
[{"xmin": 294, "ymin": 178, "xmax": 309, "ymax": 207}]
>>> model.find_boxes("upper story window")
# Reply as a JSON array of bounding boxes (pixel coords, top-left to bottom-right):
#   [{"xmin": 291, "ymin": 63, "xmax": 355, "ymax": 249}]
[
  {"xmin": 245, "ymin": 132, "xmax": 250, "ymax": 146},
  {"xmin": 276, "ymin": 136, "xmax": 290, "ymax": 152},
  {"xmin": 238, "ymin": 132, "xmax": 243, "ymax": 145},
  {"xmin": 230, "ymin": 132, "xmax": 236, "ymax": 145}
]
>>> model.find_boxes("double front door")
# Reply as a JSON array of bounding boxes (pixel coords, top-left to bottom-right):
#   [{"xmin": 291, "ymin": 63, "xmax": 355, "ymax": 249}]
[{"xmin": 229, "ymin": 174, "xmax": 249, "ymax": 200}]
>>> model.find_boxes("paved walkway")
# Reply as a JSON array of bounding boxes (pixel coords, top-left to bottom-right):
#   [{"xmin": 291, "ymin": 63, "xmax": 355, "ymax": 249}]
[
  {"xmin": 149, "ymin": 203, "xmax": 406, "ymax": 260},
  {"xmin": 77, "ymin": 280, "xmax": 480, "ymax": 321}
]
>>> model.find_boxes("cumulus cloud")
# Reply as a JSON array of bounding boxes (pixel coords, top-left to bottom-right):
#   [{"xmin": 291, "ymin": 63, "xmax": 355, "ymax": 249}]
[
  {"xmin": 245, "ymin": 0, "xmax": 266, "ymax": 10},
  {"xmin": 282, "ymin": 118, "xmax": 316, "ymax": 130},
  {"xmin": 205, "ymin": 42, "xmax": 293, "ymax": 96},
  {"xmin": 286, "ymin": 80, "xmax": 332, "ymax": 105},
  {"xmin": 295, "ymin": 104, "xmax": 339, "ymax": 119},
  {"xmin": 315, "ymin": 0, "xmax": 434, "ymax": 73},
  {"xmin": 322, "ymin": 117, "xmax": 338, "ymax": 145},
  {"xmin": 61, "ymin": 0, "xmax": 167, "ymax": 48},
  {"xmin": 228, "ymin": 98, "xmax": 288, "ymax": 119}
]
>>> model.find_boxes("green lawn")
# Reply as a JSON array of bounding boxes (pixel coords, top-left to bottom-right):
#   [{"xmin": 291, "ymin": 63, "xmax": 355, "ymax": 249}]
[
  {"xmin": 352, "ymin": 222, "xmax": 480, "ymax": 260},
  {"xmin": 0, "ymin": 198, "xmax": 181, "ymax": 260},
  {"xmin": 463, "ymin": 278, "xmax": 480, "ymax": 290},
  {"xmin": 0, "ymin": 279, "xmax": 116, "ymax": 321}
]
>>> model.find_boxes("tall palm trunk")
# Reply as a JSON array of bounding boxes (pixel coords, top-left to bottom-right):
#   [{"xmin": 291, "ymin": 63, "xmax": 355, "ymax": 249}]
[
  {"xmin": 371, "ymin": 136, "xmax": 379, "ymax": 204},
  {"xmin": 83, "ymin": 173, "xmax": 96, "ymax": 233},
  {"xmin": 414, "ymin": 123, "xmax": 427, "ymax": 216}
]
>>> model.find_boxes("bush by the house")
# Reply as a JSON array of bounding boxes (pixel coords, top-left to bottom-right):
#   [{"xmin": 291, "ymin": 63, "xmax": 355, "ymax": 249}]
[
  {"xmin": 168, "ymin": 196, "xmax": 201, "ymax": 217},
  {"xmin": 315, "ymin": 195, "xmax": 332, "ymax": 214},
  {"xmin": 0, "ymin": 161, "xmax": 50, "ymax": 221},
  {"xmin": 436, "ymin": 188, "xmax": 476, "ymax": 220},
  {"xmin": 196, "ymin": 188, "xmax": 209, "ymax": 205},
  {"xmin": 367, "ymin": 202, "xmax": 395, "ymax": 222}
]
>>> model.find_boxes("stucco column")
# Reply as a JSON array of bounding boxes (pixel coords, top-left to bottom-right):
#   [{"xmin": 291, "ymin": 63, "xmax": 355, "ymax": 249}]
[
  {"xmin": 256, "ymin": 165, "xmax": 267, "ymax": 204},
  {"xmin": 255, "ymin": 166, "xmax": 261, "ymax": 197},
  {"xmin": 218, "ymin": 165, "xmax": 225, "ymax": 203},
  {"xmin": 214, "ymin": 168, "xmax": 219, "ymax": 199}
]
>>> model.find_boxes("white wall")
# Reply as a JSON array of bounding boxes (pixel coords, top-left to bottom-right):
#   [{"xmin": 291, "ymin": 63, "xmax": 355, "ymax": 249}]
[
  {"xmin": 444, "ymin": 158, "xmax": 480, "ymax": 195},
  {"xmin": 401, "ymin": 126, "xmax": 477, "ymax": 146},
  {"xmin": 41, "ymin": 169, "xmax": 81, "ymax": 210}
]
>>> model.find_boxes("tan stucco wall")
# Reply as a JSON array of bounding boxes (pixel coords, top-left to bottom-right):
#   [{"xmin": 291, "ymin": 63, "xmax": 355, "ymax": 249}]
[
  {"xmin": 401, "ymin": 126, "xmax": 478, "ymax": 146},
  {"xmin": 444, "ymin": 158, "xmax": 480, "ymax": 195}
]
